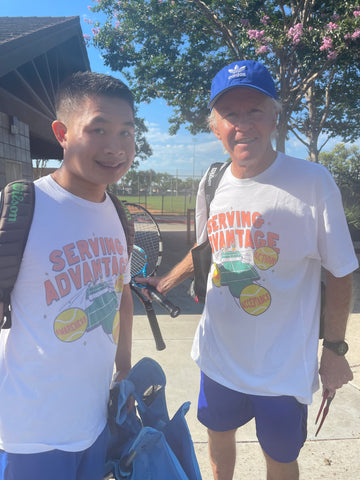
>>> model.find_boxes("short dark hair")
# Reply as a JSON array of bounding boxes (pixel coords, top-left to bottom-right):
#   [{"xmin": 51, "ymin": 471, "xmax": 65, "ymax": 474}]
[{"xmin": 55, "ymin": 71, "xmax": 135, "ymax": 120}]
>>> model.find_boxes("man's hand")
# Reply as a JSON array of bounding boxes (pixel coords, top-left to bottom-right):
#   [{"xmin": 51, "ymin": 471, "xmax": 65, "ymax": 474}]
[
  {"xmin": 135, "ymin": 247, "xmax": 196, "ymax": 300},
  {"xmin": 319, "ymin": 347, "xmax": 353, "ymax": 397},
  {"xmin": 135, "ymin": 276, "xmax": 168, "ymax": 297}
]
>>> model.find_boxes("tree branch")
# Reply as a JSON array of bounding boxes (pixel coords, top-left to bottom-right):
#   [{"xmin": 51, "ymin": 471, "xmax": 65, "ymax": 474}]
[{"xmin": 187, "ymin": 0, "xmax": 242, "ymax": 58}]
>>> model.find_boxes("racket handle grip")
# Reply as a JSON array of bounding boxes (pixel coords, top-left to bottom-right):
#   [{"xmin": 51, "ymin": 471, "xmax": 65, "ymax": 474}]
[
  {"xmin": 143, "ymin": 301, "xmax": 166, "ymax": 351},
  {"xmin": 147, "ymin": 285, "xmax": 181, "ymax": 318}
]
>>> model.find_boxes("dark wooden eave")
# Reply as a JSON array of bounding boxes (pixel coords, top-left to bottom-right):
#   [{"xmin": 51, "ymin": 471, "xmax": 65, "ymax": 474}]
[{"xmin": 0, "ymin": 16, "xmax": 90, "ymax": 159}]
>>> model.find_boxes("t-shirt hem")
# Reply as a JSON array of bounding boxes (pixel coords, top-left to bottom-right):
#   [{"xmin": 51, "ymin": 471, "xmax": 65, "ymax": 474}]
[{"xmin": 0, "ymin": 421, "xmax": 107, "ymax": 454}]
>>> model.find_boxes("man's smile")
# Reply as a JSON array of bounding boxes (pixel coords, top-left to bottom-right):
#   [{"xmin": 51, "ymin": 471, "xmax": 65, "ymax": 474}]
[{"xmin": 235, "ymin": 137, "xmax": 257, "ymax": 145}]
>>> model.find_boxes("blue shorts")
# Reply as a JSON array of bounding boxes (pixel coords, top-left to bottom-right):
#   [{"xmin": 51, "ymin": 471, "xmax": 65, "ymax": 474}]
[
  {"xmin": 198, "ymin": 372, "xmax": 307, "ymax": 463},
  {"xmin": 0, "ymin": 426, "xmax": 109, "ymax": 480}
]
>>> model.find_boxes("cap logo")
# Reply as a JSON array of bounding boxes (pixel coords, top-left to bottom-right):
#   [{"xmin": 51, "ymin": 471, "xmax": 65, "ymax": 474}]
[{"xmin": 228, "ymin": 64, "xmax": 247, "ymax": 80}]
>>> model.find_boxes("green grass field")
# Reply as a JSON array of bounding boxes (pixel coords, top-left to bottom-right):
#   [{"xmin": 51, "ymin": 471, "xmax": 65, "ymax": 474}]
[{"xmin": 118, "ymin": 194, "xmax": 196, "ymax": 215}]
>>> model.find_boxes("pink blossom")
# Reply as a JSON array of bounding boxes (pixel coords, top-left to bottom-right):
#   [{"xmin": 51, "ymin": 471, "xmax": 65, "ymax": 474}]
[
  {"xmin": 344, "ymin": 33, "xmax": 351, "ymax": 40},
  {"xmin": 331, "ymin": 14, "xmax": 340, "ymax": 21},
  {"xmin": 248, "ymin": 29, "xmax": 265, "ymax": 41},
  {"xmin": 327, "ymin": 22, "xmax": 338, "ymax": 31},
  {"xmin": 354, "ymin": 9, "xmax": 360, "ymax": 18},
  {"xmin": 352, "ymin": 29, "xmax": 360, "ymax": 39},
  {"xmin": 261, "ymin": 15, "xmax": 270, "ymax": 25},
  {"xmin": 256, "ymin": 45, "xmax": 269, "ymax": 54},
  {"xmin": 287, "ymin": 23, "xmax": 303, "ymax": 45},
  {"xmin": 327, "ymin": 50, "xmax": 338, "ymax": 60},
  {"xmin": 91, "ymin": 27, "xmax": 100, "ymax": 37},
  {"xmin": 320, "ymin": 36, "xmax": 333, "ymax": 51}
]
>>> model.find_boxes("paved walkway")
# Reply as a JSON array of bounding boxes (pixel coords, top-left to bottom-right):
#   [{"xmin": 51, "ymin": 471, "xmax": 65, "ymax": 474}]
[{"xmin": 131, "ymin": 223, "xmax": 360, "ymax": 479}]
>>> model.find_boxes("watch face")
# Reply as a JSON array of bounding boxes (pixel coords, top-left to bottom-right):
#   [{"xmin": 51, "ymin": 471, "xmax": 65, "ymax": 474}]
[{"xmin": 338, "ymin": 342, "xmax": 349, "ymax": 355}]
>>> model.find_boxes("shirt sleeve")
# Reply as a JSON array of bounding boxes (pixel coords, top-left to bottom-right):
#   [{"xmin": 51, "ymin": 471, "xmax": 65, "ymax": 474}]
[{"xmin": 318, "ymin": 169, "xmax": 359, "ymax": 277}]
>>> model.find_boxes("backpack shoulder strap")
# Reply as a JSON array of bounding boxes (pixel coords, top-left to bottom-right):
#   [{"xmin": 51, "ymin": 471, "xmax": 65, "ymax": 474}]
[
  {"xmin": 204, "ymin": 161, "xmax": 231, "ymax": 217},
  {"xmin": 0, "ymin": 185, "xmax": 134, "ymax": 330},
  {"xmin": 0, "ymin": 180, "xmax": 35, "ymax": 329},
  {"xmin": 108, "ymin": 192, "xmax": 135, "ymax": 256}
]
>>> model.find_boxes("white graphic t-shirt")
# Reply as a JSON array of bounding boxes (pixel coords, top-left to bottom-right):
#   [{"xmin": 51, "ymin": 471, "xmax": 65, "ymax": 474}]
[
  {"xmin": 0, "ymin": 176, "xmax": 131, "ymax": 453},
  {"xmin": 191, "ymin": 153, "xmax": 358, "ymax": 404}
]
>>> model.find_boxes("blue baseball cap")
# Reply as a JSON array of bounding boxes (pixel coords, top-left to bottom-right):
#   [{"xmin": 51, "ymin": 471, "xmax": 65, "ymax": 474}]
[{"xmin": 208, "ymin": 60, "xmax": 277, "ymax": 110}]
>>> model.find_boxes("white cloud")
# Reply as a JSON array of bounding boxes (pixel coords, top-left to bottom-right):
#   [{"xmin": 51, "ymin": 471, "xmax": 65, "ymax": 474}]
[{"xmin": 140, "ymin": 122, "xmax": 226, "ymax": 177}]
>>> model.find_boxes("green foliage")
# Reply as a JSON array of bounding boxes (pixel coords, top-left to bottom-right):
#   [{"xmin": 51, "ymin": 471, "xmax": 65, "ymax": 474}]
[
  {"xmin": 88, "ymin": 0, "xmax": 360, "ymax": 158},
  {"xmin": 134, "ymin": 113, "xmax": 153, "ymax": 165},
  {"xmin": 345, "ymin": 203, "xmax": 360, "ymax": 231},
  {"xmin": 319, "ymin": 143, "xmax": 360, "ymax": 232}
]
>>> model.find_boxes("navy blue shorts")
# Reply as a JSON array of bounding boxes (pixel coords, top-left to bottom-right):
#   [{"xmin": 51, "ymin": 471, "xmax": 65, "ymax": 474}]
[
  {"xmin": 198, "ymin": 372, "xmax": 307, "ymax": 463},
  {"xmin": 0, "ymin": 426, "xmax": 109, "ymax": 480}
]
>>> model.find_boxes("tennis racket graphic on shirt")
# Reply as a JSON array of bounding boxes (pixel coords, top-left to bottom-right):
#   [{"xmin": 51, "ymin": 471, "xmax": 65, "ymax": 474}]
[{"xmin": 126, "ymin": 203, "xmax": 181, "ymax": 350}]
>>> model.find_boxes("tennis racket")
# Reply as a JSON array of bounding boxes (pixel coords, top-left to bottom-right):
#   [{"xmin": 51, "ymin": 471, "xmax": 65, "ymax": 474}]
[{"xmin": 126, "ymin": 203, "xmax": 181, "ymax": 350}]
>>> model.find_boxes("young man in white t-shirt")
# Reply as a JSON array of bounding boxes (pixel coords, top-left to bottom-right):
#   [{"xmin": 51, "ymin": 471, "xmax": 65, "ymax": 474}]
[
  {"xmin": 0, "ymin": 72, "xmax": 136, "ymax": 479},
  {"xmin": 138, "ymin": 60, "xmax": 358, "ymax": 480}
]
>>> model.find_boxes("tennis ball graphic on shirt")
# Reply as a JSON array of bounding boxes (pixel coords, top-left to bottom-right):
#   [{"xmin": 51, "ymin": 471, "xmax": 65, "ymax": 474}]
[
  {"xmin": 112, "ymin": 311, "xmax": 120, "ymax": 344},
  {"xmin": 54, "ymin": 308, "xmax": 88, "ymax": 342},
  {"xmin": 212, "ymin": 264, "xmax": 221, "ymax": 287},
  {"xmin": 115, "ymin": 274, "xmax": 124, "ymax": 293},
  {"xmin": 240, "ymin": 284, "xmax": 271, "ymax": 316},
  {"xmin": 253, "ymin": 247, "xmax": 278, "ymax": 270}
]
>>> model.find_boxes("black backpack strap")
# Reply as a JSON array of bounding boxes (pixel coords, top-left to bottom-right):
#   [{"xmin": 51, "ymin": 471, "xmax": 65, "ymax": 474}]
[
  {"xmin": 204, "ymin": 161, "xmax": 231, "ymax": 217},
  {"xmin": 108, "ymin": 192, "xmax": 135, "ymax": 256},
  {"xmin": 0, "ymin": 180, "xmax": 35, "ymax": 329}
]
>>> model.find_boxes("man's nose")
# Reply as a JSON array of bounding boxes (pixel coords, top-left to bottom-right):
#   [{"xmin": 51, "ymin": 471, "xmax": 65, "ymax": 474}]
[
  {"xmin": 233, "ymin": 113, "xmax": 252, "ymax": 128},
  {"xmin": 104, "ymin": 136, "xmax": 124, "ymax": 155}
]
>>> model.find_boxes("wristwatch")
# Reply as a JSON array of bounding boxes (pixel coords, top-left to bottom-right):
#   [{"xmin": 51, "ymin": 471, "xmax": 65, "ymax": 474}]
[{"xmin": 323, "ymin": 339, "xmax": 349, "ymax": 356}]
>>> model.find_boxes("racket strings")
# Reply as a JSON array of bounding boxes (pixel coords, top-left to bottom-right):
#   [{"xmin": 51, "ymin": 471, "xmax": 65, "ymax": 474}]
[
  {"xmin": 126, "ymin": 204, "xmax": 162, "ymax": 278},
  {"xmin": 131, "ymin": 246, "xmax": 147, "ymax": 277}
]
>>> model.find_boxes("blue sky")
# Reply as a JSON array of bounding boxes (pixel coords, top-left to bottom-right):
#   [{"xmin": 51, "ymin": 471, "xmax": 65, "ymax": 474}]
[{"xmin": 1, "ymin": 0, "xmax": 349, "ymax": 178}]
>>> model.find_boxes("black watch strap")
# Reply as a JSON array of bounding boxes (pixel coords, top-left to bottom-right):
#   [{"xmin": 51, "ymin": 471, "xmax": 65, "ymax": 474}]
[{"xmin": 323, "ymin": 339, "xmax": 349, "ymax": 356}]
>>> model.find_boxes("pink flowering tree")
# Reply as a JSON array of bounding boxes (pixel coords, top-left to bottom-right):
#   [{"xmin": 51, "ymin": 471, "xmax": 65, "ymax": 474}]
[{"xmin": 88, "ymin": 0, "xmax": 360, "ymax": 161}]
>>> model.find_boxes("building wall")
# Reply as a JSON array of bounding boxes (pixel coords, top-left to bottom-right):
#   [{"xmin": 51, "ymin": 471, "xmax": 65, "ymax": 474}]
[{"xmin": 0, "ymin": 112, "xmax": 32, "ymax": 190}]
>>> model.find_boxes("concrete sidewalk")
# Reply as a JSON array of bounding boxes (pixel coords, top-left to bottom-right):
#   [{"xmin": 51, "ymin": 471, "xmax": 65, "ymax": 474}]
[{"xmin": 131, "ymin": 223, "xmax": 360, "ymax": 479}]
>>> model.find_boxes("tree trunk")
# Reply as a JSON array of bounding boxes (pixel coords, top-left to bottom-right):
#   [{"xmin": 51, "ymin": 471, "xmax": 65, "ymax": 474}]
[{"xmin": 276, "ymin": 120, "xmax": 287, "ymax": 154}]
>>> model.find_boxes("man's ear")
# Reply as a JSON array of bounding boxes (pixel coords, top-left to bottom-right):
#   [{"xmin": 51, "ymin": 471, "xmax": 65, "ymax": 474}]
[
  {"xmin": 210, "ymin": 122, "xmax": 222, "ymax": 141},
  {"xmin": 52, "ymin": 120, "xmax": 67, "ymax": 146}
]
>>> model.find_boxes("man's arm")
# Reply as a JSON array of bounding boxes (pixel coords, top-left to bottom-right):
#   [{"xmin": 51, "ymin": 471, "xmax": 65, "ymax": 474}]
[
  {"xmin": 319, "ymin": 271, "xmax": 354, "ymax": 396},
  {"xmin": 114, "ymin": 283, "xmax": 133, "ymax": 381},
  {"xmin": 136, "ymin": 245, "xmax": 196, "ymax": 295}
]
